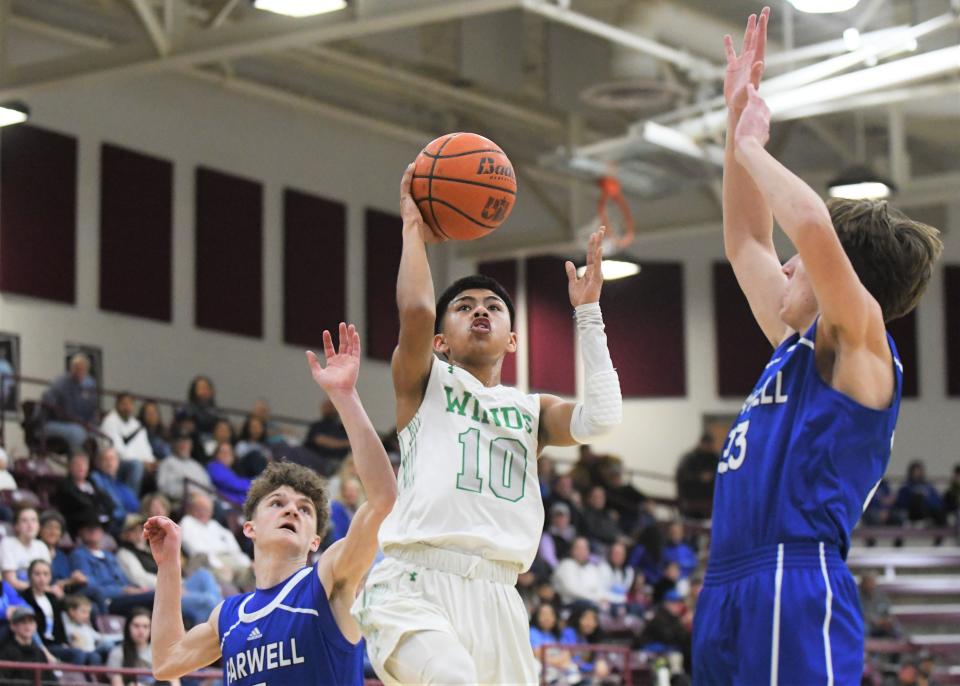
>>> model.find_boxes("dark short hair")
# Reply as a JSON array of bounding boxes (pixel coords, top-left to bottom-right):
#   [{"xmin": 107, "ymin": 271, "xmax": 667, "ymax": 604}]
[
  {"xmin": 434, "ymin": 275, "xmax": 515, "ymax": 334},
  {"xmin": 116, "ymin": 391, "xmax": 134, "ymax": 405},
  {"xmin": 827, "ymin": 199, "xmax": 942, "ymax": 322},
  {"xmin": 243, "ymin": 461, "xmax": 329, "ymax": 536},
  {"xmin": 39, "ymin": 510, "xmax": 66, "ymax": 530}
]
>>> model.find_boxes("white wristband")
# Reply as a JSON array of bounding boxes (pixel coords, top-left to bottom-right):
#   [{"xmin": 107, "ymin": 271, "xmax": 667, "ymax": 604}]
[{"xmin": 569, "ymin": 302, "xmax": 623, "ymax": 443}]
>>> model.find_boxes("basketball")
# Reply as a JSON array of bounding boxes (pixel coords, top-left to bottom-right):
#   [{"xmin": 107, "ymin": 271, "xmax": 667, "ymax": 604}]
[{"xmin": 411, "ymin": 132, "xmax": 516, "ymax": 241}]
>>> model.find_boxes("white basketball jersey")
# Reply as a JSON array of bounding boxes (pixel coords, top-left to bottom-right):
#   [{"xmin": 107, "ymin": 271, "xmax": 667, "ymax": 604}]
[{"xmin": 378, "ymin": 358, "xmax": 544, "ymax": 570}]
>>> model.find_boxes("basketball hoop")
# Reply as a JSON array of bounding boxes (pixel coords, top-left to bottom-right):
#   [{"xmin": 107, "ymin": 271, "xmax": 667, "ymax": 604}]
[{"xmin": 596, "ymin": 167, "xmax": 635, "ymax": 249}]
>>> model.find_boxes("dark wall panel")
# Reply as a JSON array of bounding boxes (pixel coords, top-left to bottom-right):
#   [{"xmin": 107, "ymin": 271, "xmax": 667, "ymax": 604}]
[
  {"xmin": 947, "ymin": 266, "xmax": 960, "ymax": 397},
  {"xmin": 886, "ymin": 310, "xmax": 918, "ymax": 398},
  {"xmin": 713, "ymin": 263, "xmax": 773, "ymax": 397},
  {"xmin": 526, "ymin": 256, "xmax": 574, "ymax": 395},
  {"xmin": 365, "ymin": 209, "xmax": 403, "ymax": 362},
  {"xmin": 195, "ymin": 167, "xmax": 263, "ymax": 337},
  {"xmin": 0, "ymin": 124, "xmax": 77, "ymax": 303},
  {"xmin": 100, "ymin": 144, "xmax": 173, "ymax": 321},
  {"xmin": 602, "ymin": 263, "xmax": 686, "ymax": 397},
  {"xmin": 283, "ymin": 189, "xmax": 346, "ymax": 348},
  {"xmin": 478, "ymin": 259, "xmax": 518, "ymax": 385}
]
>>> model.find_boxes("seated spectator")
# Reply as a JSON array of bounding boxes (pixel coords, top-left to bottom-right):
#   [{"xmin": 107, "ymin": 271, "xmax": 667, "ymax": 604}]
[
  {"xmin": 0, "ymin": 576, "xmax": 29, "ymax": 638},
  {"xmin": 629, "ymin": 525, "xmax": 666, "ymax": 584},
  {"xmin": 183, "ymin": 375, "xmax": 225, "ymax": 437},
  {"xmin": 538, "ymin": 455, "xmax": 555, "ymax": 501},
  {"xmin": 598, "ymin": 540, "xmax": 634, "ymax": 607},
  {"xmin": 652, "ymin": 561, "xmax": 683, "ymax": 604},
  {"xmin": 675, "ymin": 433, "xmax": 719, "ymax": 520},
  {"xmin": 545, "ymin": 473, "xmax": 584, "ymax": 531},
  {"xmin": 534, "ymin": 579, "xmax": 561, "ymax": 614},
  {"xmin": 20, "ymin": 559, "xmax": 100, "ymax": 666},
  {"xmin": 178, "ymin": 492, "xmax": 253, "ymax": 589},
  {"xmin": 303, "ymin": 399, "xmax": 351, "ymax": 472},
  {"xmin": 600, "ymin": 458, "xmax": 647, "ymax": 535},
  {"xmin": 329, "ymin": 476, "xmax": 362, "ymax": 543},
  {"xmin": 250, "ymin": 397, "xmax": 286, "ymax": 445},
  {"xmin": 62, "ymin": 594, "xmax": 114, "ymax": 660},
  {"xmin": 40, "ymin": 353, "xmax": 98, "ymax": 456},
  {"xmin": 68, "ymin": 518, "xmax": 154, "ymax": 616},
  {"xmin": 54, "ymin": 452, "xmax": 113, "ymax": 537},
  {"xmin": 860, "ymin": 572, "xmax": 899, "ymax": 638},
  {"xmin": 198, "ymin": 419, "xmax": 235, "ymax": 464},
  {"xmin": 862, "ymin": 478, "xmax": 902, "ymax": 527},
  {"xmin": 516, "ymin": 570, "xmax": 539, "ymax": 616},
  {"xmin": 38, "ymin": 511, "xmax": 86, "ymax": 595},
  {"xmin": 107, "ymin": 608, "xmax": 173, "ymax": 686},
  {"xmin": 538, "ymin": 502, "xmax": 577, "ymax": 569},
  {"xmin": 0, "ymin": 446, "xmax": 17, "ymax": 492},
  {"xmin": 625, "ymin": 572, "xmax": 652, "ymax": 617},
  {"xmin": 943, "ymin": 464, "xmax": 960, "ymax": 519},
  {"xmin": 552, "ymin": 537, "xmax": 606, "ymax": 607},
  {"xmin": 100, "ymin": 392, "xmax": 155, "ymax": 494},
  {"xmin": 0, "ymin": 506, "xmax": 50, "ymax": 592},
  {"xmin": 156, "ymin": 427, "xmax": 213, "ymax": 504},
  {"xmin": 235, "ymin": 415, "xmax": 272, "ymax": 478},
  {"xmin": 663, "ymin": 522, "xmax": 698, "ymax": 580},
  {"xmin": 0, "ymin": 606, "xmax": 57, "ymax": 684},
  {"xmin": 895, "ymin": 460, "xmax": 946, "ymax": 526},
  {"xmin": 570, "ymin": 445, "xmax": 605, "ymax": 493},
  {"xmin": 140, "ymin": 493, "xmax": 172, "ymax": 520},
  {"xmin": 559, "ymin": 605, "xmax": 612, "ymax": 681},
  {"xmin": 114, "ymin": 515, "xmax": 221, "ymax": 628},
  {"xmin": 638, "ymin": 589, "xmax": 691, "ymax": 673},
  {"xmin": 581, "ymin": 485, "xmax": 620, "ymax": 547},
  {"xmin": 137, "ymin": 400, "xmax": 171, "ymax": 460},
  {"xmin": 207, "ymin": 442, "xmax": 251, "ymax": 507},
  {"xmin": 91, "ymin": 448, "xmax": 140, "ymax": 530},
  {"xmin": 529, "ymin": 603, "xmax": 580, "ymax": 686}
]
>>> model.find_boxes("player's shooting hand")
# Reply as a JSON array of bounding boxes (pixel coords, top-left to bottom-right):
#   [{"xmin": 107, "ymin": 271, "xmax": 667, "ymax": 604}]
[
  {"xmin": 565, "ymin": 227, "xmax": 606, "ymax": 307},
  {"xmin": 307, "ymin": 322, "xmax": 361, "ymax": 397},
  {"xmin": 143, "ymin": 516, "xmax": 182, "ymax": 567},
  {"xmin": 724, "ymin": 7, "xmax": 769, "ymax": 117},
  {"xmin": 400, "ymin": 163, "xmax": 446, "ymax": 244},
  {"xmin": 734, "ymin": 84, "xmax": 771, "ymax": 148}
]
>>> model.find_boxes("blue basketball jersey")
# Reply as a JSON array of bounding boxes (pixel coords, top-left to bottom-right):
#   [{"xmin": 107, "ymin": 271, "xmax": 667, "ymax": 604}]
[
  {"xmin": 710, "ymin": 319, "xmax": 902, "ymax": 561},
  {"xmin": 217, "ymin": 563, "xmax": 363, "ymax": 686}
]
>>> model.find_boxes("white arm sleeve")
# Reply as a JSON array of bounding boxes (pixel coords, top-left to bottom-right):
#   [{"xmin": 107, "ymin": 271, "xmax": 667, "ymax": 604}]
[{"xmin": 569, "ymin": 302, "xmax": 623, "ymax": 443}]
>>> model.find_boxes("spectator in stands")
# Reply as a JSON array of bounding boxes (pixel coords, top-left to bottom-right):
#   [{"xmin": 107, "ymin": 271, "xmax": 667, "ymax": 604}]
[
  {"xmin": 638, "ymin": 589, "xmax": 691, "ymax": 674},
  {"xmin": 303, "ymin": 398, "xmax": 351, "ymax": 472},
  {"xmin": 206, "ymin": 442, "xmax": 251, "ymax": 508},
  {"xmin": 0, "ymin": 606, "xmax": 57, "ymax": 684},
  {"xmin": 529, "ymin": 603, "xmax": 580, "ymax": 686},
  {"xmin": 0, "ymin": 506, "xmax": 50, "ymax": 592},
  {"xmin": 329, "ymin": 476, "xmax": 362, "ymax": 543},
  {"xmin": 100, "ymin": 392, "xmax": 155, "ymax": 494},
  {"xmin": 107, "ymin": 607, "xmax": 167, "ymax": 686},
  {"xmin": 156, "ymin": 427, "xmax": 212, "ymax": 504},
  {"xmin": 581, "ymin": 485, "xmax": 620, "ymax": 547},
  {"xmin": 629, "ymin": 524, "xmax": 666, "ymax": 584},
  {"xmin": 546, "ymin": 473, "xmax": 584, "ymax": 531},
  {"xmin": 599, "ymin": 540, "xmax": 634, "ymax": 608},
  {"xmin": 177, "ymin": 491, "xmax": 253, "ymax": 589},
  {"xmin": 62, "ymin": 594, "xmax": 112, "ymax": 662},
  {"xmin": 560, "ymin": 605, "xmax": 612, "ymax": 682},
  {"xmin": 250, "ymin": 397, "xmax": 290, "ymax": 446},
  {"xmin": 183, "ymin": 375, "xmax": 225, "ymax": 437},
  {"xmin": 55, "ymin": 452, "xmax": 113, "ymax": 537},
  {"xmin": 675, "ymin": 432, "xmax": 719, "ymax": 520},
  {"xmin": 516, "ymin": 570, "xmax": 539, "ymax": 615},
  {"xmin": 68, "ymin": 517, "xmax": 154, "ymax": 616},
  {"xmin": 38, "ymin": 511, "xmax": 85, "ymax": 595},
  {"xmin": 663, "ymin": 522, "xmax": 698, "ymax": 580},
  {"xmin": 235, "ymin": 415, "xmax": 271, "ymax": 478},
  {"xmin": 943, "ymin": 464, "xmax": 960, "ymax": 520},
  {"xmin": 570, "ymin": 445, "xmax": 604, "ymax": 493},
  {"xmin": 625, "ymin": 572, "xmax": 651, "ymax": 617},
  {"xmin": 91, "ymin": 448, "xmax": 140, "ymax": 532},
  {"xmin": 863, "ymin": 478, "xmax": 902, "ymax": 527},
  {"xmin": 553, "ymin": 536, "xmax": 606, "ymax": 607},
  {"xmin": 140, "ymin": 493, "xmax": 172, "ymax": 520},
  {"xmin": 197, "ymin": 418, "xmax": 234, "ymax": 464},
  {"xmin": 0, "ymin": 576, "xmax": 29, "ymax": 641},
  {"xmin": 599, "ymin": 458, "xmax": 647, "ymax": 536},
  {"xmin": 114, "ymin": 515, "xmax": 221, "ymax": 628},
  {"xmin": 137, "ymin": 400, "xmax": 170, "ymax": 460},
  {"xmin": 652, "ymin": 561, "xmax": 683, "ymax": 604},
  {"xmin": 860, "ymin": 572, "xmax": 900, "ymax": 638},
  {"xmin": 896, "ymin": 460, "xmax": 947, "ymax": 526},
  {"xmin": 538, "ymin": 502, "xmax": 577, "ymax": 569},
  {"xmin": 40, "ymin": 353, "xmax": 98, "ymax": 456},
  {"xmin": 0, "ymin": 446, "xmax": 17, "ymax": 492},
  {"xmin": 20, "ymin": 559, "xmax": 100, "ymax": 666}
]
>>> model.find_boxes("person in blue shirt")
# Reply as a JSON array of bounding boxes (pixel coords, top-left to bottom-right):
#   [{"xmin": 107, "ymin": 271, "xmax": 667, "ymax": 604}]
[
  {"xmin": 90, "ymin": 447, "xmax": 140, "ymax": 531},
  {"xmin": 559, "ymin": 605, "xmax": 612, "ymax": 682},
  {"xmin": 895, "ymin": 460, "xmax": 947, "ymax": 526},
  {"xmin": 206, "ymin": 442, "xmax": 252, "ymax": 507},
  {"xmin": 662, "ymin": 522, "xmax": 697, "ymax": 580},
  {"xmin": 144, "ymin": 323, "xmax": 397, "ymax": 686},
  {"xmin": 529, "ymin": 603, "xmax": 579, "ymax": 685}
]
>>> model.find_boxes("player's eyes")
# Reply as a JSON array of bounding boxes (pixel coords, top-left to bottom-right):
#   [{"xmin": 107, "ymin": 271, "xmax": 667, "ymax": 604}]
[
  {"xmin": 299, "ymin": 506, "xmax": 311, "ymax": 515},
  {"xmin": 489, "ymin": 304, "xmax": 501, "ymax": 311},
  {"xmin": 458, "ymin": 305, "xmax": 470, "ymax": 311}
]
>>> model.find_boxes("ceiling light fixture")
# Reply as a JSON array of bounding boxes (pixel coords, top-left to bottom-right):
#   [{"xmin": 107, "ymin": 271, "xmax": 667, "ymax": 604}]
[
  {"xmin": 0, "ymin": 101, "xmax": 29, "ymax": 127},
  {"xmin": 827, "ymin": 166, "xmax": 895, "ymax": 199},
  {"xmin": 577, "ymin": 259, "xmax": 641, "ymax": 281},
  {"xmin": 253, "ymin": 0, "xmax": 347, "ymax": 18},
  {"xmin": 787, "ymin": 0, "xmax": 860, "ymax": 13}
]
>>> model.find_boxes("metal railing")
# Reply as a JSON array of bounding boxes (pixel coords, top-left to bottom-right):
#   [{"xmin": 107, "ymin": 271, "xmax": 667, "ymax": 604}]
[{"xmin": 0, "ymin": 659, "xmax": 219, "ymax": 685}]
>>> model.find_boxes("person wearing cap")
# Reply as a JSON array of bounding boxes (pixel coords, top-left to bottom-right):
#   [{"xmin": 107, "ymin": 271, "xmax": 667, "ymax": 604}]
[
  {"xmin": 638, "ymin": 588, "xmax": 692, "ymax": 673},
  {"xmin": 0, "ymin": 605, "xmax": 58, "ymax": 684},
  {"xmin": 538, "ymin": 501, "xmax": 576, "ymax": 569}
]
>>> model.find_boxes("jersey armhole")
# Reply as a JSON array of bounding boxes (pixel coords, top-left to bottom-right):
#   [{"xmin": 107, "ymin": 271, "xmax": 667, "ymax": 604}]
[{"xmin": 397, "ymin": 356, "xmax": 438, "ymax": 437}]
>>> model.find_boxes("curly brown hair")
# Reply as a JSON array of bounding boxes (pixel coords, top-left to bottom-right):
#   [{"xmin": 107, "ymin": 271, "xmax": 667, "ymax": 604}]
[
  {"xmin": 243, "ymin": 461, "xmax": 329, "ymax": 536},
  {"xmin": 828, "ymin": 198, "xmax": 943, "ymax": 322}
]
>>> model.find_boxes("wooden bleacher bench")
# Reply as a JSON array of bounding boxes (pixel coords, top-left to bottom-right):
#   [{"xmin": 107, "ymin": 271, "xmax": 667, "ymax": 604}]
[
  {"xmin": 875, "ymin": 576, "xmax": 960, "ymax": 595},
  {"xmin": 847, "ymin": 547, "xmax": 960, "ymax": 570},
  {"xmin": 891, "ymin": 604, "xmax": 960, "ymax": 623},
  {"xmin": 851, "ymin": 525, "xmax": 957, "ymax": 543},
  {"xmin": 909, "ymin": 633, "xmax": 960, "ymax": 656}
]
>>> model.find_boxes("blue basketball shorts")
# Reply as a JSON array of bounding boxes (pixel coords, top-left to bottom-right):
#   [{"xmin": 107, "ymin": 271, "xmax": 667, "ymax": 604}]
[{"xmin": 692, "ymin": 542, "xmax": 863, "ymax": 686}]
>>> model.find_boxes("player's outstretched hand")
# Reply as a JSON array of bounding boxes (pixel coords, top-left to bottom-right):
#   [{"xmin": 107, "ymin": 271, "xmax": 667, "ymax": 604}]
[
  {"xmin": 724, "ymin": 7, "xmax": 769, "ymax": 116},
  {"xmin": 143, "ymin": 516, "xmax": 182, "ymax": 567},
  {"xmin": 565, "ymin": 226, "xmax": 606, "ymax": 307},
  {"xmin": 400, "ymin": 163, "xmax": 446, "ymax": 244},
  {"xmin": 735, "ymin": 84, "xmax": 771, "ymax": 148},
  {"xmin": 307, "ymin": 322, "xmax": 361, "ymax": 397}
]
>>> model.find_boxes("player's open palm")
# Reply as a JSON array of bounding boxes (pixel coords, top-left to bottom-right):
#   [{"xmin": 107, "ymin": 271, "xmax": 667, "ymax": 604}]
[
  {"xmin": 724, "ymin": 7, "xmax": 769, "ymax": 115},
  {"xmin": 143, "ymin": 516, "xmax": 181, "ymax": 567},
  {"xmin": 400, "ymin": 163, "xmax": 446, "ymax": 244},
  {"xmin": 735, "ymin": 84, "xmax": 771, "ymax": 148},
  {"xmin": 307, "ymin": 322, "xmax": 360, "ymax": 396},
  {"xmin": 565, "ymin": 227, "xmax": 606, "ymax": 307}
]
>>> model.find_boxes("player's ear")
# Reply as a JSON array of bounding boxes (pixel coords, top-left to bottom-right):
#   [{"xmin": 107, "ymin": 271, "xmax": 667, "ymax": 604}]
[
  {"xmin": 309, "ymin": 535, "xmax": 321, "ymax": 553},
  {"xmin": 241, "ymin": 520, "xmax": 255, "ymax": 541},
  {"xmin": 505, "ymin": 331, "xmax": 518, "ymax": 354},
  {"xmin": 433, "ymin": 333, "xmax": 449, "ymax": 356}
]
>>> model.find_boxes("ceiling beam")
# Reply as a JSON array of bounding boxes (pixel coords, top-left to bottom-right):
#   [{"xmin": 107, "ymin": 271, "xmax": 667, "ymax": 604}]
[
  {"xmin": 128, "ymin": 0, "xmax": 170, "ymax": 55},
  {"xmin": 208, "ymin": 0, "xmax": 242, "ymax": 29}
]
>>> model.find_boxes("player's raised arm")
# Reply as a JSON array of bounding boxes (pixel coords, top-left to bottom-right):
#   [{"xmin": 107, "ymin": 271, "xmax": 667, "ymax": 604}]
[
  {"xmin": 539, "ymin": 228, "xmax": 623, "ymax": 448},
  {"xmin": 721, "ymin": 7, "xmax": 790, "ymax": 347},
  {"xmin": 310, "ymin": 325, "xmax": 397, "ymax": 596},
  {"xmin": 393, "ymin": 163, "xmax": 447, "ymax": 429},
  {"xmin": 144, "ymin": 516, "xmax": 222, "ymax": 681}
]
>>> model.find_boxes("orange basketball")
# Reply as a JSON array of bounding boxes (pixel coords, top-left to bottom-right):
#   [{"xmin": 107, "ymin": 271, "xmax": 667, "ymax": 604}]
[{"xmin": 411, "ymin": 132, "xmax": 516, "ymax": 241}]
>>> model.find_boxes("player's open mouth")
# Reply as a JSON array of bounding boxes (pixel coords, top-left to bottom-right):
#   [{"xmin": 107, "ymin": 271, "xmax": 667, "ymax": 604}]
[
  {"xmin": 279, "ymin": 522, "xmax": 297, "ymax": 533},
  {"xmin": 471, "ymin": 319, "xmax": 491, "ymax": 333}
]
